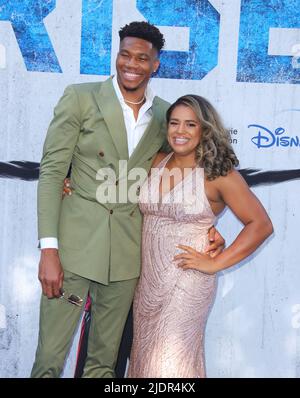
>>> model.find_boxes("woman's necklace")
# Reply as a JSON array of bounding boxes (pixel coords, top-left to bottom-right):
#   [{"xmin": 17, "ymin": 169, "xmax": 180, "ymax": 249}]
[{"xmin": 124, "ymin": 96, "xmax": 145, "ymax": 105}]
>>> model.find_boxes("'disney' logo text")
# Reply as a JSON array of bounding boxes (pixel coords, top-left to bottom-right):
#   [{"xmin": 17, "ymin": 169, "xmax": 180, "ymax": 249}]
[{"xmin": 249, "ymin": 125, "xmax": 300, "ymax": 148}]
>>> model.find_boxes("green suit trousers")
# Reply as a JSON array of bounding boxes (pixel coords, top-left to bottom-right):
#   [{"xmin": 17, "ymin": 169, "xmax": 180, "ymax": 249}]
[{"xmin": 31, "ymin": 270, "xmax": 138, "ymax": 378}]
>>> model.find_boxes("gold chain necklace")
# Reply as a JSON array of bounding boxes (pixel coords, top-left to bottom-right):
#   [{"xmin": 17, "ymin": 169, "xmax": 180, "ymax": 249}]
[{"xmin": 124, "ymin": 96, "xmax": 145, "ymax": 105}]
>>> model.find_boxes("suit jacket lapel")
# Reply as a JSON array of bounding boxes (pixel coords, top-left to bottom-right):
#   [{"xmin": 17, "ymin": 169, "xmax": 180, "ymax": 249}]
[
  {"xmin": 127, "ymin": 97, "xmax": 164, "ymax": 169},
  {"xmin": 94, "ymin": 77, "xmax": 129, "ymax": 160}
]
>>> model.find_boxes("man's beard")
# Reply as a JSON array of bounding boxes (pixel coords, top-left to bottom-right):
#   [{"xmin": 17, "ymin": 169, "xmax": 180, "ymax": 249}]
[
  {"xmin": 118, "ymin": 75, "xmax": 149, "ymax": 93},
  {"xmin": 122, "ymin": 84, "xmax": 145, "ymax": 92}
]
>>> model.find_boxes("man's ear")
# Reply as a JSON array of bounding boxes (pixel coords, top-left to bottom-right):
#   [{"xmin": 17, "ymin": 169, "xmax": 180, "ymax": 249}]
[{"xmin": 153, "ymin": 59, "xmax": 160, "ymax": 73}]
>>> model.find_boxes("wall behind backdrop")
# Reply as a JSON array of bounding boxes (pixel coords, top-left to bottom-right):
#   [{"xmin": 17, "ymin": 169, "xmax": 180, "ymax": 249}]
[{"xmin": 0, "ymin": 0, "xmax": 300, "ymax": 378}]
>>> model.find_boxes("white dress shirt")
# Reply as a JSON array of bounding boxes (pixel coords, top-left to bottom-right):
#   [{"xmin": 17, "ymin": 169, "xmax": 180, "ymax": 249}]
[
  {"xmin": 112, "ymin": 76, "xmax": 154, "ymax": 157},
  {"xmin": 40, "ymin": 77, "xmax": 155, "ymax": 249}
]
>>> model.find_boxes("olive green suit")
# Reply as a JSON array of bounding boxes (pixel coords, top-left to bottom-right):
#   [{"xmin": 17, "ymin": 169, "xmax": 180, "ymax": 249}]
[{"xmin": 32, "ymin": 78, "xmax": 170, "ymax": 377}]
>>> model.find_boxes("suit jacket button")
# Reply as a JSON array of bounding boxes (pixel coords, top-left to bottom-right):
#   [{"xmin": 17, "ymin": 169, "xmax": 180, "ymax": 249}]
[
  {"xmin": 115, "ymin": 180, "xmax": 119, "ymax": 186},
  {"xmin": 99, "ymin": 151, "xmax": 104, "ymax": 157},
  {"xmin": 110, "ymin": 210, "xmax": 113, "ymax": 214}
]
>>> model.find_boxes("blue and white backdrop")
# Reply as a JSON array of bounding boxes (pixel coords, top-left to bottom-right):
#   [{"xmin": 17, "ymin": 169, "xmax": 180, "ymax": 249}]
[{"xmin": 0, "ymin": 0, "xmax": 300, "ymax": 378}]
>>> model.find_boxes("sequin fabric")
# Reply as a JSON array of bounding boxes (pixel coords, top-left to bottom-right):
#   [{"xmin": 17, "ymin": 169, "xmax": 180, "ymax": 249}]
[{"xmin": 127, "ymin": 153, "xmax": 217, "ymax": 378}]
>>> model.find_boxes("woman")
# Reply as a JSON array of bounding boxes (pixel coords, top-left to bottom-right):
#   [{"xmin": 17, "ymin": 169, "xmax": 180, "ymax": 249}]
[
  {"xmin": 63, "ymin": 95, "xmax": 273, "ymax": 377},
  {"xmin": 126, "ymin": 95, "xmax": 273, "ymax": 378}
]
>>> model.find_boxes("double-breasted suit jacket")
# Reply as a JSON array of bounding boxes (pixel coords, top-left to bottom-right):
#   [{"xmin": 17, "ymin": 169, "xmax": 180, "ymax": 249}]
[{"xmin": 38, "ymin": 77, "xmax": 170, "ymax": 284}]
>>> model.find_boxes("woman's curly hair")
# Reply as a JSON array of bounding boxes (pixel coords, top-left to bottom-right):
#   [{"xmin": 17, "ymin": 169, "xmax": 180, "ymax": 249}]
[{"xmin": 166, "ymin": 95, "xmax": 239, "ymax": 180}]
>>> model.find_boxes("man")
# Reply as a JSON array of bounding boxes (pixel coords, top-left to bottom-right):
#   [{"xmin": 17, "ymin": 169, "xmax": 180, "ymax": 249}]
[{"xmin": 31, "ymin": 21, "xmax": 223, "ymax": 378}]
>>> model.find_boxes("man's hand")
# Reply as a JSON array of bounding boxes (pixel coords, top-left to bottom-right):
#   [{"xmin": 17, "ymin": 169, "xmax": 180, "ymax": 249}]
[
  {"xmin": 38, "ymin": 249, "xmax": 64, "ymax": 298},
  {"xmin": 205, "ymin": 226, "xmax": 225, "ymax": 258}
]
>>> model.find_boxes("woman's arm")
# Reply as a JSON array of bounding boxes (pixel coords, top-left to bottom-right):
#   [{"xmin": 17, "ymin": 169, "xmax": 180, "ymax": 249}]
[
  {"xmin": 175, "ymin": 170, "xmax": 273, "ymax": 274},
  {"xmin": 211, "ymin": 170, "xmax": 273, "ymax": 271}
]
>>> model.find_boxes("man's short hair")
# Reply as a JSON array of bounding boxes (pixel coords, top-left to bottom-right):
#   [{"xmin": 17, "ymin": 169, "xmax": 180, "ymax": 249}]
[{"xmin": 119, "ymin": 21, "xmax": 165, "ymax": 54}]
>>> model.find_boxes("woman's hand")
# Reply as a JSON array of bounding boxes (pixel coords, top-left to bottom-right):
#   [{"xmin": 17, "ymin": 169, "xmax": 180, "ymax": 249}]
[
  {"xmin": 62, "ymin": 178, "xmax": 72, "ymax": 199},
  {"xmin": 174, "ymin": 244, "xmax": 219, "ymax": 275}
]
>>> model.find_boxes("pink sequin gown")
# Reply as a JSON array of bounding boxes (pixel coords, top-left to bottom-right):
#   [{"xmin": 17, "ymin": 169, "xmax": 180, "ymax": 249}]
[{"xmin": 127, "ymin": 153, "xmax": 217, "ymax": 378}]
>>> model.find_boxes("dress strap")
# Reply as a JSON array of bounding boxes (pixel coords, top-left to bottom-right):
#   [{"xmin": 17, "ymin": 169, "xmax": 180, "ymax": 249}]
[{"xmin": 155, "ymin": 152, "xmax": 174, "ymax": 170}]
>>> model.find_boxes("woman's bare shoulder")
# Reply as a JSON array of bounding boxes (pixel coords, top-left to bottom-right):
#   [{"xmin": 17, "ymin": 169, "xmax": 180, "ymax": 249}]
[
  {"xmin": 151, "ymin": 152, "xmax": 169, "ymax": 168},
  {"xmin": 206, "ymin": 169, "xmax": 249, "ymax": 196}
]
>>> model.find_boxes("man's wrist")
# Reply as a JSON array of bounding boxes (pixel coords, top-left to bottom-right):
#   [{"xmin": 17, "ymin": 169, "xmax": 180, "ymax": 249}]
[{"xmin": 41, "ymin": 248, "xmax": 59, "ymax": 257}]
